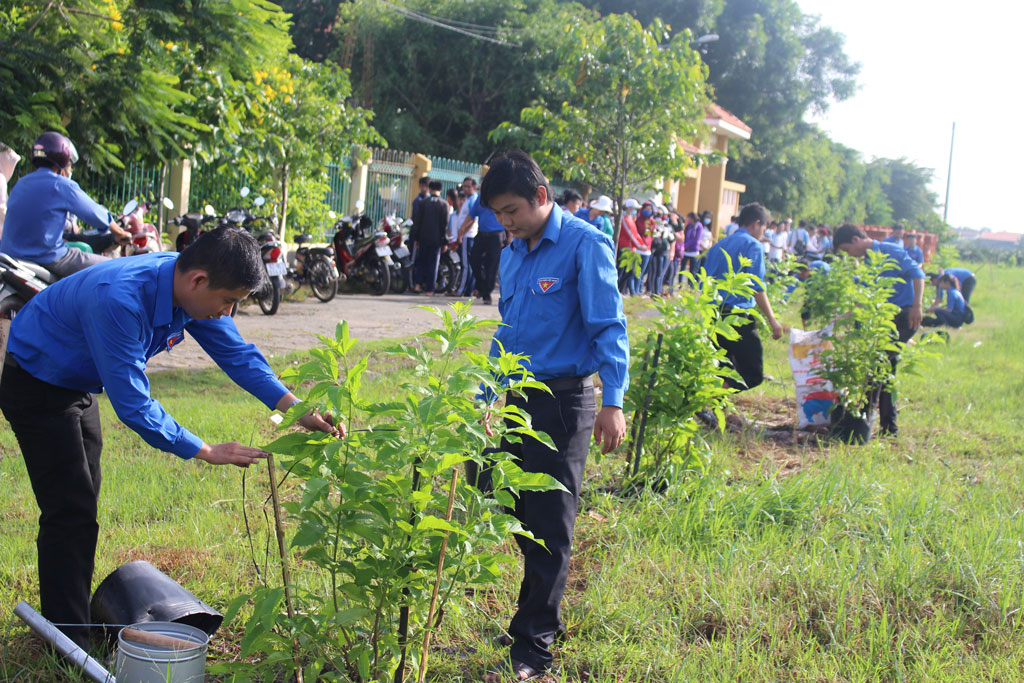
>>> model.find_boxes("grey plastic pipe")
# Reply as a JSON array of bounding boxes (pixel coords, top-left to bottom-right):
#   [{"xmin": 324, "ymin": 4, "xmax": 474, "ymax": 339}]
[{"xmin": 13, "ymin": 601, "xmax": 115, "ymax": 683}]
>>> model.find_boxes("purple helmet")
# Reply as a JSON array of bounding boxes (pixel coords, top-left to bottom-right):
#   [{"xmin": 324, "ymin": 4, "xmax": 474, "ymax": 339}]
[{"xmin": 31, "ymin": 132, "xmax": 79, "ymax": 169}]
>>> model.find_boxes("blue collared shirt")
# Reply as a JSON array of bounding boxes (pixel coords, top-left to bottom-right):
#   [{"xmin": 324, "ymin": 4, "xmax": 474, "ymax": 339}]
[
  {"xmin": 703, "ymin": 227, "xmax": 765, "ymax": 309},
  {"xmin": 491, "ymin": 206, "xmax": 629, "ymax": 406},
  {"xmin": 871, "ymin": 240, "xmax": 926, "ymax": 307},
  {"xmin": 906, "ymin": 245, "xmax": 924, "ymax": 264},
  {"xmin": 0, "ymin": 167, "xmax": 113, "ymax": 263},
  {"xmin": 467, "ymin": 192, "xmax": 505, "ymax": 233},
  {"xmin": 944, "ymin": 267, "xmax": 973, "ymax": 283},
  {"xmin": 7, "ymin": 252, "xmax": 289, "ymax": 458},
  {"xmin": 945, "ymin": 287, "xmax": 966, "ymax": 314},
  {"xmin": 883, "ymin": 235, "xmax": 903, "ymax": 244},
  {"xmin": 573, "ymin": 207, "xmax": 613, "ymax": 237}
]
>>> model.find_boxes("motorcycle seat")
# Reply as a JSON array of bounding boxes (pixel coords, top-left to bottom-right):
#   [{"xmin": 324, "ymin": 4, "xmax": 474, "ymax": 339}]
[
  {"xmin": 295, "ymin": 235, "xmax": 313, "ymax": 244},
  {"xmin": 309, "ymin": 247, "xmax": 334, "ymax": 257},
  {"xmin": 0, "ymin": 253, "xmax": 56, "ymax": 284}
]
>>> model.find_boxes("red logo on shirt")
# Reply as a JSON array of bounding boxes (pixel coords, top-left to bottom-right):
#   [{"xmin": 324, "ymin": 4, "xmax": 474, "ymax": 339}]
[{"xmin": 537, "ymin": 277, "xmax": 559, "ymax": 293}]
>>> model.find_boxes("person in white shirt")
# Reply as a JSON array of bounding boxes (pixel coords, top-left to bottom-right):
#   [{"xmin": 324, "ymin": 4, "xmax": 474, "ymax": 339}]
[
  {"xmin": 769, "ymin": 222, "xmax": 789, "ymax": 262},
  {"xmin": 0, "ymin": 142, "xmax": 21, "ymax": 240}
]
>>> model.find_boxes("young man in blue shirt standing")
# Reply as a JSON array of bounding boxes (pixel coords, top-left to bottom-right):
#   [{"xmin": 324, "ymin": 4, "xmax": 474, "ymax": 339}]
[
  {"xmin": 477, "ymin": 151, "xmax": 628, "ymax": 682},
  {"xmin": 459, "ymin": 179, "xmax": 506, "ymax": 305},
  {"xmin": 834, "ymin": 224, "xmax": 926, "ymax": 436},
  {"xmin": 0, "ymin": 228, "xmax": 340, "ymax": 649},
  {"xmin": 703, "ymin": 202, "xmax": 784, "ymax": 395}
]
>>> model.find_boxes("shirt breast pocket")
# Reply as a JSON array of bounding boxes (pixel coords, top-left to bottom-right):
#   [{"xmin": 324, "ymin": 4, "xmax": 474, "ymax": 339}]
[{"xmin": 529, "ymin": 278, "xmax": 567, "ymax": 322}]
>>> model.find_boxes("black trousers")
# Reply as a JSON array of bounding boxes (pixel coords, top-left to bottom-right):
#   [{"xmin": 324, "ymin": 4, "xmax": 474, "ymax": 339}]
[
  {"xmin": 878, "ymin": 307, "xmax": 917, "ymax": 434},
  {"xmin": 469, "ymin": 378, "xmax": 596, "ymax": 671},
  {"xmin": 960, "ymin": 276, "xmax": 976, "ymax": 304},
  {"xmin": 470, "ymin": 231, "xmax": 503, "ymax": 299},
  {"xmin": 923, "ymin": 309, "xmax": 964, "ymax": 328},
  {"xmin": 716, "ymin": 314, "xmax": 763, "ymax": 391},
  {"xmin": 0, "ymin": 360, "xmax": 102, "ymax": 650},
  {"xmin": 413, "ymin": 244, "xmax": 440, "ymax": 292}
]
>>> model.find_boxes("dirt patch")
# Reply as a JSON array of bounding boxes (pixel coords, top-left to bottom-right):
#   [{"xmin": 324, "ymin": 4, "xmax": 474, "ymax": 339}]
[
  {"xmin": 728, "ymin": 395, "xmax": 830, "ymax": 475},
  {"xmin": 145, "ymin": 293, "xmax": 481, "ymax": 373}
]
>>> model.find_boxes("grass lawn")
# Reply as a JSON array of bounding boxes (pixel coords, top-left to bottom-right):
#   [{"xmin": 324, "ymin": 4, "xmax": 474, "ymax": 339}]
[{"xmin": 1, "ymin": 265, "xmax": 1022, "ymax": 681}]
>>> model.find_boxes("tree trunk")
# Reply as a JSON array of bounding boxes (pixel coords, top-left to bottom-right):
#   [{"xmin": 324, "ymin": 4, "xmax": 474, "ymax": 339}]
[{"xmin": 279, "ymin": 160, "xmax": 289, "ymax": 242}]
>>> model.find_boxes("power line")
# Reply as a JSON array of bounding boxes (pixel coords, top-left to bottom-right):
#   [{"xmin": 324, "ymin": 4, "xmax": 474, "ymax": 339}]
[{"xmin": 373, "ymin": 0, "xmax": 516, "ymax": 47}]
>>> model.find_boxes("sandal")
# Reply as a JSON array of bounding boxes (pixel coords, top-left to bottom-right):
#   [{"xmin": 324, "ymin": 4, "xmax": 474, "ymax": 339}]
[
  {"xmin": 481, "ymin": 657, "xmax": 541, "ymax": 682},
  {"xmin": 494, "ymin": 633, "xmax": 513, "ymax": 647}
]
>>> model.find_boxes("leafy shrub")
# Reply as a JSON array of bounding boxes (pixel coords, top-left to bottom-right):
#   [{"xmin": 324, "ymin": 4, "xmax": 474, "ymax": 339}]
[{"xmin": 216, "ymin": 303, "xmax": 563, "ymax": 682}]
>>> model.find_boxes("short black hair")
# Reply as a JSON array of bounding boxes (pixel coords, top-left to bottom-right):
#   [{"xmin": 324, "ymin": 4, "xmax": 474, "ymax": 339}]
[
  {"xmin": 891, "ymin": 223, "xmax": 905, "ymax": 232},
  {"xmin": 428, "ymin": 179, "xmax": 443, "ymax": 192},
  {"xmin": 176, "ymin": 227, "xmax": 267, "ymax": 292},
  {"xmin": 480, "ymin": 150, "xmax": 551, "ymax": 209},
  {"xmin": 31, "ymin": 156, "xmax": 60, "ymax": 171},
  {"xmin": 418, "ymin": 176, "xmax": 430, "ymax": 186},
  {"xmin": 562, "ymin": 189, "xmax": 583, "ymax": 204},
  {"xmin": 463, "ymin": 176, "xmax": 478, "ymax": 188},
  {"xmin": 737, "ymin": 202, "xmax": 769, "ymax": 228},
  {"xmin": 833, "ymin": 223, "xmax": 866, "ymax": 248}
]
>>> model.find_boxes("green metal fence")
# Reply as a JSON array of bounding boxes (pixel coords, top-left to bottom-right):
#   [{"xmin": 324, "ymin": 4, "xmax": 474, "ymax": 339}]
[
  {"xmin": 426, "ymin": 155, "xmax": 481, "ymax": 197},
  {"xmin": 189, "ymin": 164, "xmax": 253, "ymax": 215},
  {"xmin": 76, "ymin": 161, "xmax": 167, "ymax": 213},
  {"xmin": 366, "ymin": 148, "xmax": 414, "ymax": 223}
]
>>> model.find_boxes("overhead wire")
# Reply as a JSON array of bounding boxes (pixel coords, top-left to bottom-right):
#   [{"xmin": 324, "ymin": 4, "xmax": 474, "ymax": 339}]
[{"xmin": 373, "ymin": 0, "xmax": 517, "ymax": 47}]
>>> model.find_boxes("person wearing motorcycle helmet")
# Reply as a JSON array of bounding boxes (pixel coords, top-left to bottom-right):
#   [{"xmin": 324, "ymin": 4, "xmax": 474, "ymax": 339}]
[{"xmin": 0, "ymin": 132, "xmax": 130, "ymax": 278}]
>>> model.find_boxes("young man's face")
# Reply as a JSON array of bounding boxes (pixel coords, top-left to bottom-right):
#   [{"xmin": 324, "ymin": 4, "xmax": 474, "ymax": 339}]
[
  {"xmin": 181, "ymin": 271, "xmax": 250, "ymax": 319},
  {"xmin": 746, "ymin": 219, "xmax": 767, "ymax": 239},
  {"xmin": 461, "ymin": 180, "xmax": 476, "ymax": 195},
  {"xmin": 566, "ymin": 198, "xmax": 582, "ymax": 214},
  {"xmin": 838, "ymin": 236, "xmax": 871, "ymax": 258},
  {"xmin": 489, "ymin": 186, "xmax": 550, "ymax": 244}
]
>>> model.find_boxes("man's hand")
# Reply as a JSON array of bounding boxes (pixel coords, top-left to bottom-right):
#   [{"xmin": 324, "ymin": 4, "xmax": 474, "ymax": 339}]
[
  {"xmin": 593, "ymin": 406, "xmax": 625, "ymax": 454},
  {"xmin": 480, "ymin": 405, "xmax": 494, "ymax": 437},
  {"xmin": 769, "ymin": 318, "xmax": 784, "ymax": 340},
  {"xmin": 298, "ymin": 409, "xmax": 346, "ymax": 438},
  {"xmin": 908, "ymin": 304, "xmax": 923, "ymax": 331},
  {"xmin": 110, "ymin": 222, "xmax": 131, "ymax": 244},
  {"xmin": 194, "ymin": 442, "xmax": 269, "ymax": 468}
]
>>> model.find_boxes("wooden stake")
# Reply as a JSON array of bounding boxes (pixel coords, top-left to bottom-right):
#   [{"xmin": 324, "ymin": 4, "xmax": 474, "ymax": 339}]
[
  {"xmin": 417, "ymin": 469, "xmax": 459, "ymax": 683},
  {"xmin": 268, "ymin": 455, "xmax": 304, "ymax": 683}
]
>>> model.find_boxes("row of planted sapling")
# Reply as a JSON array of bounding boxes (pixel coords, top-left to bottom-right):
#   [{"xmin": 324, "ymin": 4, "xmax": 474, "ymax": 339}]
[{"xmin": 218, "ymin": 253, "xmax": 940, "ymax": 680}]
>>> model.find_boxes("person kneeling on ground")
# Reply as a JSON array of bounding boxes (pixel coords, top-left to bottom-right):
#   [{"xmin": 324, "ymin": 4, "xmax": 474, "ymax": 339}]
[
  {"xmin": 0, "ymin": 227, "xmax": 343, "ymax": 650},
  {"xmin": 923, "ymin": 273, "xmax": 967, "ymax": 328},
  {"xmin": 929, "ymin": 267, "xmax": 976, "ymax": 305}
]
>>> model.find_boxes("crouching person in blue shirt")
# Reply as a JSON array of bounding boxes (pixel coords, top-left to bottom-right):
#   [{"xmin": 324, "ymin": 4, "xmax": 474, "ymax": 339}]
[
  {"xmin": 923, "ymin": 273, "xmax": 967, "ymax": 328},
  {"xmin": 0, "ymin": 227, "xmax": 342, "ymax": 650},
  {"xmin": 834, "ymin": 223, "xmax": 925, "ymax": 437},
  {"xmin": 475, "ymin": 152, "xmax": 629, "ymax": 682}
]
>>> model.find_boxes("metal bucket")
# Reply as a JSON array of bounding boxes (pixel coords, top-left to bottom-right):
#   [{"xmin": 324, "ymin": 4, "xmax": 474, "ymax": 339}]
[{"xmin": 116, "ymin": 621, "xmax": 208, "ymax": 683}]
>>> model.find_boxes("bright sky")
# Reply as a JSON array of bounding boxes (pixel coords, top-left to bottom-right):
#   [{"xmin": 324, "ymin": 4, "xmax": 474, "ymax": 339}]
[{"xmin": 798, "ymin": 0, "xmax": 1024, "ymax": 233}]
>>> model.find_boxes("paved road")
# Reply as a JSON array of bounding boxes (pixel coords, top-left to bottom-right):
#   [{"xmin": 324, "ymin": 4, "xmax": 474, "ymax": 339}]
[{"xmin": 146, "ymin": 292, "xmax": 491, "ymax": 372}]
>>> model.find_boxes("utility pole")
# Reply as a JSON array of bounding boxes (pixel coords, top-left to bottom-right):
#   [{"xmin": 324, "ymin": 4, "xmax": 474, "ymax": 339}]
[{"xmin": 943, "ymin": 121, "xmax": 955, "ymax": 223}]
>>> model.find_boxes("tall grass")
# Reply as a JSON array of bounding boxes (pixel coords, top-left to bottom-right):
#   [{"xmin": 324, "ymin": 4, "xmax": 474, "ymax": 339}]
[{"xmin": 2, "ymin": 267, "xmax": 1023, "ymax": 681}]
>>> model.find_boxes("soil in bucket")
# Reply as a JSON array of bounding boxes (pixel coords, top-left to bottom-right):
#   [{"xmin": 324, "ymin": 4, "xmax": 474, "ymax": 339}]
[{"xmin": 117, "ymin": 621, "xmax": 209, "ymax": 683}]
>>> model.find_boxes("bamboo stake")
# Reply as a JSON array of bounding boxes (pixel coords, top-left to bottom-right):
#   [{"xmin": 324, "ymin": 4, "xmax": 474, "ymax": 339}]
[
  {"xmin": 268, "ymin": 455, "xmax": 304, "ymax": 683},
  {"xmin": 631, "ymin": 333, "xmax": 664, "ymax": 479},
  {"xmin": 417, "ymin": 469, "xmax": 459, "ymax": 683}
]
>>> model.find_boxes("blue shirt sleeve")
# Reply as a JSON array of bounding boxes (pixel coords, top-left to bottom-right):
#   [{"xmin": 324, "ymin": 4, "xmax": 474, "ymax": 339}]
[
  {"xmin": 467, "ymin": 193, "xmax": 481, "ymax": 218},
  {"xmin": 185, "ymin": 317, "xmax": 289, "ymax": 411},
  {"xmin": 81, "ymin": 292, "xmax": 205, "ymax": 458},
  {"xmin": 577, "ymin": 232, "xmax": 630, "ymax": 406},
  {"xmin": 61, "ymin": 177, "xmax": 114, "ymax": 232}
]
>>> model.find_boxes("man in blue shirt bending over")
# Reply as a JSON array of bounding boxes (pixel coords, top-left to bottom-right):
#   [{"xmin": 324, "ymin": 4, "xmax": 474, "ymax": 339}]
[
  {"xmin": 0, "ymin": 227, "xmax": 341, "ymax": 650},
  {"xmin": 703, "ymin": 202, "xmax": 784, "ymax": 395},
  {"xmin": 834, "ymin": 223, "xmax": 925, "ymax": 437},
  {"xmin": 0, "ymin": 132, "xmax": 130, "ymax": 278},
  {"xmin": 476, "ymin": 151, "xmax": 628, "ymax": 682}
]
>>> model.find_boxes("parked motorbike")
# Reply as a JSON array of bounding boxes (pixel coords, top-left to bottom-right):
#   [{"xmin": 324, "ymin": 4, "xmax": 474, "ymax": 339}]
[
  {"xmin": 331, "ymin": 200, "xmax": 392, "ymax": 296},
  {"xmin": 121, "ymin": 197, "xmax": 174, "ymax": 256},
  {"xmin": 220, "ymin": 189, "xmax": 285, "ymax": 315},
  {"xmin": 380, "ymin": 214, "xmax": 413, "ymax": 294},
  {"xmin": 288, "ymin": 234, "xmax": 339, "ymax": 302},
  {"xmin": 0, "ymin": 253, "xmax": 53, "ymax": 320},
  {"xmin": 171, "ymin": 204, "xmax": 218, "ymax": 252},
  {"xmin": 435, "ymin": 239, "xmax": 462, "ymax": 295}
]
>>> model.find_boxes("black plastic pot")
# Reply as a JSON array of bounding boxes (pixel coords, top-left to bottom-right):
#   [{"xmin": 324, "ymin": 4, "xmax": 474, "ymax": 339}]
[
  {"xmin": 829, "ymin": 405, "xmax": 875, "ymax": 445},
  {"xmin": 90, "ymin": 560, "xmax": 223, "ymax": 641}
]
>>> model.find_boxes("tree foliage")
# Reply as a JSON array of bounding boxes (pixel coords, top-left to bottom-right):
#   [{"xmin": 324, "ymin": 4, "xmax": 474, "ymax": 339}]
[{"xmin": 492, "ymin": 14, "xmax": 710, "ymax": 244}]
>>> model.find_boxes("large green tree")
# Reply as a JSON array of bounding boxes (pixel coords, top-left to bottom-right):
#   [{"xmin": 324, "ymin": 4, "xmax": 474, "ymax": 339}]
[{"xmin": 492, "ymin": 14, "xmax": 710, "ymax": 245}]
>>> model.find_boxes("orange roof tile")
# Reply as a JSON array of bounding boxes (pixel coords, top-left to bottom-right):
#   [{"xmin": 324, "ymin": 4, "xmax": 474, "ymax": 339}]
[{"xmin": 706, "ymin": 103, "xmax": 752, "ymax": 134}]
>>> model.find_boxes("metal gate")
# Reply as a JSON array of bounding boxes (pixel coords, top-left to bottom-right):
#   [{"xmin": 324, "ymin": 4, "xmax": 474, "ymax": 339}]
[{"xmin": 366, "ymin": 148, "xmax": 414, "ymax": 224}]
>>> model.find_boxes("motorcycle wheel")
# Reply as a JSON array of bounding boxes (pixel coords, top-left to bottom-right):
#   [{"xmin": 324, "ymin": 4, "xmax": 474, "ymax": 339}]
[
  {"xmin": 257, "ymin": 276, "xmax": 282, "ymax": 315},
  {"xmin": 368, "ymin": 259, "xmax": 390, "ymax": 296},
  {"xmin": 308, "ymin": 257, "xmax": 338, "ymax": 303},
  {"xmin": 389, "ymin": 264, "xmax": 408, "ymax": 294},
  {"xmin": 436, "ymin": 259, "xmax": 458, "ymax": 295}
]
